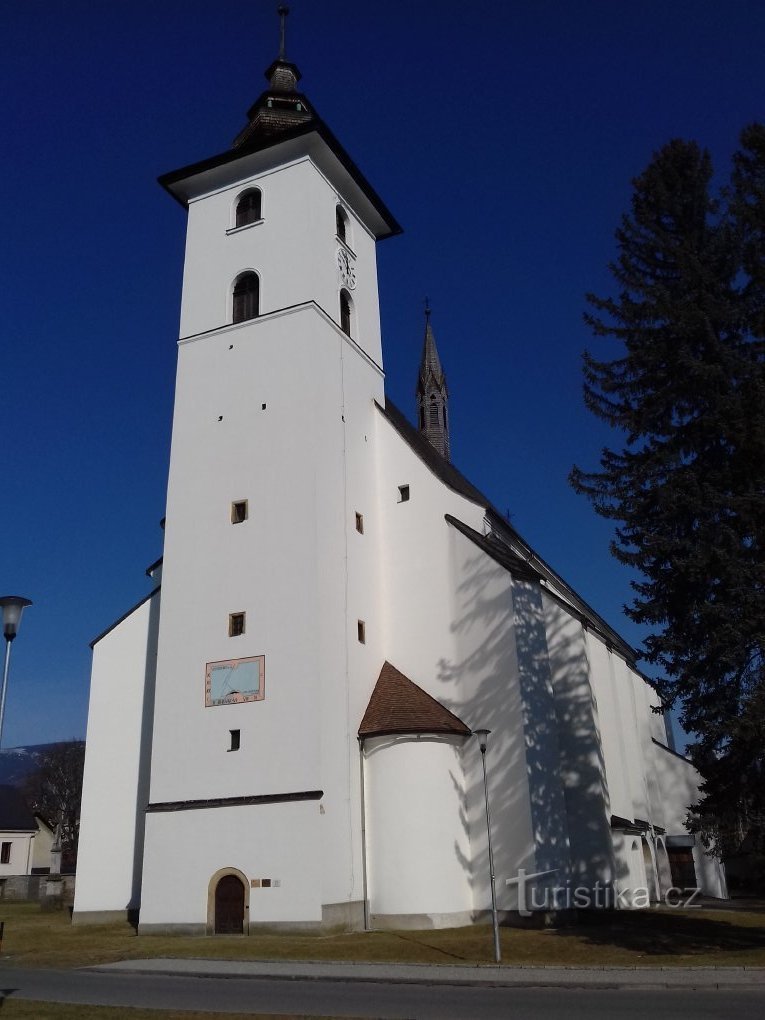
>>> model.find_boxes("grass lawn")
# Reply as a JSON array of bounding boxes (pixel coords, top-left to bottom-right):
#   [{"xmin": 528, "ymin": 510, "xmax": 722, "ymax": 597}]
[
  {"xmin": 0, "ymin": 901, "xmax": 764, "ymax": 971},
  {"xmin": 0, "ymin": 1006, "xmax": 349, "ymax": 1020}
]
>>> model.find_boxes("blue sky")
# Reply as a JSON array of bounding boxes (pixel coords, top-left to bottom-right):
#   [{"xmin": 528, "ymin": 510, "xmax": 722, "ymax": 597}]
[{"xmin": 1, "ymin": 1, "xmax": 763, "ymax": 749}]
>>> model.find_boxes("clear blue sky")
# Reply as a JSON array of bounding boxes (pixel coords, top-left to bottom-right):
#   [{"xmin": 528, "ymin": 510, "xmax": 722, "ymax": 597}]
[{"xmin": 1, "ymin": 1, "xmax": 763, "ymax": 749}]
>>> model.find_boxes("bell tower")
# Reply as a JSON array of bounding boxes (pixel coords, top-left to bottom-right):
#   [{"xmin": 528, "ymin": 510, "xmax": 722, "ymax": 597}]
[
  {"xmin": 416, "ymin": 302, "xmax": 450, "ymax": 460},
  {"xmin": 137, "ymin": 7, "xmax": 401, "ymax": 933}
]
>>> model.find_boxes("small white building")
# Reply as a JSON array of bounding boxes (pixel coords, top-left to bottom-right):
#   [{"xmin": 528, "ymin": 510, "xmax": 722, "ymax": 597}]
[
  {"xmin": 0, "ymin": 785, "xmax": 54, "ymax": 888},
  {"xmin": 73, "ymin": 26, "xmax": 726, "ymax": 933}
]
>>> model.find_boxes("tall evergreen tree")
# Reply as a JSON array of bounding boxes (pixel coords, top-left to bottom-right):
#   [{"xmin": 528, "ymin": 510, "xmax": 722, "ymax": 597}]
[{"xmin": 571, "ymin": 129, "xmax": 765, "ymax": 872}]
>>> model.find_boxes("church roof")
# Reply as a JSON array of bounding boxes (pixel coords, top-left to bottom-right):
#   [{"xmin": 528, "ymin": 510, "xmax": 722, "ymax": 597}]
[
  {"xmin": 379, "ymin": 399, "xmax": 485, "ymax": 505},
  {"xmin": 158, "ymin": 14, "xmax": 401, "ymax": 240},
  {"xmin": 359, "ymin": 661, "xmax": 472, "ymax": 739},
  {"xmin": 0, "ymin": 785, "xmax": 37, "ymax": 832},
  {"xmin": 377, "ymin": 398, "xmax": 641, "ymax": 670}
]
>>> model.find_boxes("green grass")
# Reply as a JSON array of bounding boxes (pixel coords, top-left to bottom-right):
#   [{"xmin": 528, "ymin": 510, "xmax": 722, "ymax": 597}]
[
  {"xmin": 0, "ymin": 1004, "xmax": 354, "ymax": 1020},
  {"xmin": 0, "ymin": 901, "xmax": 764, "ymax": 970}
]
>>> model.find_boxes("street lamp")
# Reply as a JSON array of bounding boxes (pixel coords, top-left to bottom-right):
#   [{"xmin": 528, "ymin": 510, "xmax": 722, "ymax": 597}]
[
  {"xmin": 474, "ymin": 727, "xmax": 501, "ymax": 963},
  {"xmin": 0, "ymin": 596, "xmax": 32, "ymax": 749}
]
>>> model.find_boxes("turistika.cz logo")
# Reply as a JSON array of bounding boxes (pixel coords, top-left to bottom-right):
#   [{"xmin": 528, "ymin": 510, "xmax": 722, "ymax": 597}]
[{"xmin": 505, "ymin": 869, "xmax": 701, "ymax": 915}]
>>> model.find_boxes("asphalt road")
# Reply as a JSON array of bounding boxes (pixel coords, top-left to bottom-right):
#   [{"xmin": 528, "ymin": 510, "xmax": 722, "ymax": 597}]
[{"xmin": 0, "ymin": 968, "xmax": 764, "ymax": 1018}]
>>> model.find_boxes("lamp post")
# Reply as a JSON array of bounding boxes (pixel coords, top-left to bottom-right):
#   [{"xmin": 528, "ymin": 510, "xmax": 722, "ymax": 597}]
[
  {"xmin": 474, "ymin": 727, "xmax": 501, "ymax": 963},
  {"xmin": 0, "ymin": 596, "xmax": 32, "ymax": 749}
]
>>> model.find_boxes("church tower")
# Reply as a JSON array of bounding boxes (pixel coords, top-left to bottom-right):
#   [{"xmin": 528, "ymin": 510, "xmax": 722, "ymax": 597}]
[
  {"xmin": 416, "ymin": 304, "xmax": 450, "ymax": 460},
  {"xmin": 134, "ymin": 9, "xmax": 400, "ymax": 933}
]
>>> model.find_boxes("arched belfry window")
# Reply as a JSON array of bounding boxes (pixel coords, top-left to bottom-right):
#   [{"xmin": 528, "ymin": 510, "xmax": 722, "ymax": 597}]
[
  {"xmin": 336, "ymin": 205, "xmax": 349, "ymax": 244},
  {"xmin": 232, "ymin": 272, "xmax": 259, "ymax": 323},
  {"xmin": 429, "ymin": 397, "xmax": 439, "ymax": 426},
  {"xmin": 340, "ymin": 289, "xmax": 353, "ymax": 337},
  {"xmin": 236, "ymin": 189, "xmax": 262, "ymax": 228}
]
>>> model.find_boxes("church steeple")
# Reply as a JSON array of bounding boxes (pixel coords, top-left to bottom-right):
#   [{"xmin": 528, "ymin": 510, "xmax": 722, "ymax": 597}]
[
  {"xmin": 232, "ymin": 6, "xmax": 314, "ymax": 149},
  {"xmin": 416, "ymin": 302, "xmax": 450, "ymax": 461}
]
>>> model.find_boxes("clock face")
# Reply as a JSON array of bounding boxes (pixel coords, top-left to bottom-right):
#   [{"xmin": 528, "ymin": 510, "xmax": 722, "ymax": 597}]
[
  {"xmin": 336, "ymin": 247, "xmax": 357, "ymax": 290},
  {"xmin": 205, "ymin": 655, "xmax": 265, "ymax": 707}
]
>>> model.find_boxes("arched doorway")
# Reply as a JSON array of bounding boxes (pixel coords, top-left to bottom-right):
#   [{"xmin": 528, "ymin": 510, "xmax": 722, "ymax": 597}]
[{"xmin": 214, "ymin": 874, "xmax": 246, "ymax": 934}]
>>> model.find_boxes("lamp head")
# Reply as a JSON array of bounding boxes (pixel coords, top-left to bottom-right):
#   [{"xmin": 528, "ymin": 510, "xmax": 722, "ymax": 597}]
[
  {"xmin": 0, "ymin": 596, "xmax": 32, "ymax": 642},
  {"xmin": 473, "ymin": 727, "xmax": 491, "ymax": 753}
]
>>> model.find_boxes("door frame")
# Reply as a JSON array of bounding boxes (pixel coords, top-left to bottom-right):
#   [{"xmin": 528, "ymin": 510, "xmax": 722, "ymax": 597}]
[{"xmin": 207, "ymin": 867, "xmax": 250, "ymax": 935}]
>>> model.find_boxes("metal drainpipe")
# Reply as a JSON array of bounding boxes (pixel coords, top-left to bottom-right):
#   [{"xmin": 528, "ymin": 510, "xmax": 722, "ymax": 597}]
[{"xmin": 358, "ymin": 737, "xmax": 370, "ymax": 931}]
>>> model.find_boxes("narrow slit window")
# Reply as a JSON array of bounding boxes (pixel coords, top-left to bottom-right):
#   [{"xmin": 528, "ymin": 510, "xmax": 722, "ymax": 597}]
[
  {"xmin": 235, "ymin": 188, "xmax": 262, "ymax": 228},
  {"xmin": 336, "ymin": 205, "xmax": 348, "ymax": 243},
  {"xmin": 398, "ymin": 484, "xmax": 410, "ymax": 503},
  {"xmin": 340, "ymin": 289, "xmax": 352, "ymax": 337},
  {"xmin": 355, "ymin": 512, "xmax": 364, "ymax": 534},
  {"xmin": 229, "ymin": 729, "xmax": 241, "ymax": 752},
  {"xmin": 0, "ymin": 842, "xmax": 10, "ymax": 864},
  {"xmin": 231, "ymin": 500, "xmax": 248, "ymax": 524},
  {"xmin": 229, "ymin": 612, "xmax": 246, "ymax": 637},
  {"xmin": 357, "ymin": 620, "xmax": 366, "ymax": 644},
  {"xmin": 232, "ymin": 272, "xmax": 259, "ymax": 323}
]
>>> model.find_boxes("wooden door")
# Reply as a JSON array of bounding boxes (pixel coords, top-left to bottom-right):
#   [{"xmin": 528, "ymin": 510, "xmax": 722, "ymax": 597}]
[{"xmin": 214, "ymin": 875, "xmax": 245, "ymax": 934}]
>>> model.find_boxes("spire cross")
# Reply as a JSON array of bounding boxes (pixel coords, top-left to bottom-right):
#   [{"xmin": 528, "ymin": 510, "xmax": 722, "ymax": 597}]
[{"xmin": 278, "ymin": 5, "xmax": 289, "ymax": 60}]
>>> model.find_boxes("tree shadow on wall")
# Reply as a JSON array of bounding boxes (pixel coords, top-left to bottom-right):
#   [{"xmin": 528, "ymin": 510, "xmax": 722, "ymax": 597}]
[{"xmin": 436, "ymin": 536, "xmax": 629, "ymax": 916}]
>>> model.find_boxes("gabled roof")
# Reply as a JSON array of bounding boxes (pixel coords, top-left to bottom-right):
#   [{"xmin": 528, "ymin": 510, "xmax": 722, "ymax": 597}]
[
  {"xmin": 359, "ymin": 661, "xmax": 471, "ymax": 739},
  {"xmin": 0, "ymin": 785, "xmax": 37, "ymax": 832}
]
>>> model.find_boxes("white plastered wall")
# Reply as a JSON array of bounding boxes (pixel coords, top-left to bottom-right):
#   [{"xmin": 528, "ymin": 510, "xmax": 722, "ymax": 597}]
[
  {"xmin": 74, "ymin": 589, "xmax": 159, "ymax": 916},
  {"xmin": 363, "ymin": 734, "xmax": 472, "ymax": 926},
  {"xmin": 0, "ymin": 832, "xmax": 34, "ymax": 876},
  {"xmin": 178, "ymin": 157, "xmax": 383, "ymax": 367},
  {"xmin": 139, "ymin": 800, "xmax": 322, "ymax": 928}
]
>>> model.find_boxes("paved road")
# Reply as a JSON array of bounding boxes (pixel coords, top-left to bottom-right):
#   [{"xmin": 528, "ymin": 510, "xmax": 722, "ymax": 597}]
[{"xmin": 0, "ymin": 967, "xmax": 764, "ymax": 1018}]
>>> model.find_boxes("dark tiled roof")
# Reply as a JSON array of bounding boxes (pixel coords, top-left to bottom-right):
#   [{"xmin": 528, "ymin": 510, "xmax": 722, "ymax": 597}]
[
  {"xmin": 159, "ymin": 119, "xmax": 401, "ymax": 239},
  {"xmin": 359, "ymin": 661, "xmax": 471, "ymax": 739},
  {"xmin": 0, "ymin": 785, "xmax": 37, "ymax": 831},
  {"xmin": 445, "ymin": 515, "xmax": 541, "ymax": 584}
]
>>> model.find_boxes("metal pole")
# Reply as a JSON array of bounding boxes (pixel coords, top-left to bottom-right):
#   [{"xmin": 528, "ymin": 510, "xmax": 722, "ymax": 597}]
[
  {"xmin": 0, "ymin": 638, "xmax": 12, "ymax": 751},
  {"xmin": 480, "ymin": 746, "xmax": 501, "ymax": 963}
]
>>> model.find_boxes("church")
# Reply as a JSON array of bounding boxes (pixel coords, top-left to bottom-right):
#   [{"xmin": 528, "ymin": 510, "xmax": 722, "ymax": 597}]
[{"xmin": 73, "ymin": 15, "xmax": 726, "ymax": 933}]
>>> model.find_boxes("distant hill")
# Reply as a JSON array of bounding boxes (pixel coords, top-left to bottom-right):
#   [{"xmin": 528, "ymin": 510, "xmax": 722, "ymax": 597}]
[{"xmin": 0, "ymin": 744, "xmax": 68, "ymax": 787}]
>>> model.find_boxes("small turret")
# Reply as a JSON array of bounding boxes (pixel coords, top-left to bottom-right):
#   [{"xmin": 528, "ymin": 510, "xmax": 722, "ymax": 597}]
[{"xmin": 416, "ymin": 301, "xmax": 450, "ymax": 460}]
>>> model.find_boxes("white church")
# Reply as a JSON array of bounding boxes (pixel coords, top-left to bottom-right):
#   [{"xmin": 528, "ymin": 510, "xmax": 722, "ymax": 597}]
[{"xmin": 73, "ymin": 17, "xmax": 727, "ymax": 934}]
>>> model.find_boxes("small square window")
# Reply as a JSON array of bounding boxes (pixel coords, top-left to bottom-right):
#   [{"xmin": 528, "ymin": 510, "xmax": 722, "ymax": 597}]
[
  {"xmin": 0, "ymin": 842, "xmax": 10, "ymax": 865},
  {"xmin": 261, "ymin": 878, "xmax": 272, "ymax": 888},
  {"xmin": 355, "ymin": 512, "xmax": 364, "ymax": 534},
  {"xmin": 229, "ymin": 729, "xmax": 240, "ymax": 752},
  {"xmin": 231, "ymin": 500, "xmax": 248, "ymax": 524},
  {"xmin": 398, "ymin": 484, "xmax": 410, "ymax": 502},
  {"xmin": 357, "ymin": 620, "xmax": 366, "ymax": 644},
  {"xmin": 229, "ymin": 612, "xmax": 246, "ymax": 637}
]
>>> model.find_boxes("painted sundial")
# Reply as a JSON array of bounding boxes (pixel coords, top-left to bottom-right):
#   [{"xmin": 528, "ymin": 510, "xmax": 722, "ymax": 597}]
[{"xmin": 205, "ymin": 655, "xmax": 265, "ymax": 707}]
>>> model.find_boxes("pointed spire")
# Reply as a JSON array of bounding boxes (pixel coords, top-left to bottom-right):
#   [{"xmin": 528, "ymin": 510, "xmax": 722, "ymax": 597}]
[
  {"xmin": 419, "ymin": 297, "xmax": 445, "ymax": 389},
  {"xmin": 416, "ymin": 303, "xmax": 450, "ymax": 461}
]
